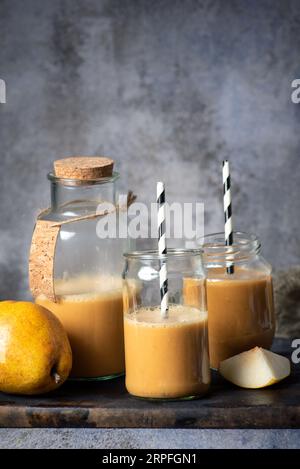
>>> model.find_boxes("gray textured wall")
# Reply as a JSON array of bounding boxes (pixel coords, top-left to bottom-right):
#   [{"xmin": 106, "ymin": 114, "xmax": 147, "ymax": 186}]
[{"xmin": 0, "ymin": 0, "xmax": 300, "ymax": 300}]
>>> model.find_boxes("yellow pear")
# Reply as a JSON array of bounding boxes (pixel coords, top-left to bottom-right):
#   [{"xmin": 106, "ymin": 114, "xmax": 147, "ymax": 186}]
[
  {"xmin": 219, "ymin": 347, "xmax": 291, "ymax": 389},
  {"xmin": 0, "ymin": 300, "xmax": 72, "ymax": 395}
]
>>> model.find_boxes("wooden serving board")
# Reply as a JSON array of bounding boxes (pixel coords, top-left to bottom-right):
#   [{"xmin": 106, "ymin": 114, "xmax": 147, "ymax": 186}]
[{"xmin": 0, "ymin": 339, "xmax": 299, "ymax": 429}]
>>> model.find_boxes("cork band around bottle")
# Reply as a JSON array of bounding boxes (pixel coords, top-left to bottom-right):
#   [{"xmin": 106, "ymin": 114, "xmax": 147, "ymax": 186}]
[
  {"xmin": 29, "ymin": 220, "xmax": 60, "ymax": 303},
  {"xmin": 28, "ymin": 192, "xmax": 137, "ymax": 302}
]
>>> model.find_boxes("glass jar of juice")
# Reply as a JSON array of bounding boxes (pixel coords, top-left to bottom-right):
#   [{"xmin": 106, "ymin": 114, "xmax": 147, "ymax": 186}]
[
  {"xmin": 123, "ymin": 249, "xmax": 210, "ymax": 400},
  {"xmin": 29, "ymin": 156, "xmax": 130, "ymax": 380},
  {"xmin": 194, "ymin": 232, "xmax": 275, "ymax": 369}
]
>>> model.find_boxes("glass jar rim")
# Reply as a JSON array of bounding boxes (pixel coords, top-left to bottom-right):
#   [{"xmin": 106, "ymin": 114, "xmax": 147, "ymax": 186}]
[
  {"xmin": 199, "ymin": 231, "xmax": 260, "ymax": 263},
  {"xmin": 200, "ymin": 231, "xmax": 259, "ymax": 248},
  {"xmin": 123, "ymin": 248, "xmax": 203, "ymax": 260},
  {"xmin": 47, "ymin": 171, "xmax": 120, "ymax": 186}
]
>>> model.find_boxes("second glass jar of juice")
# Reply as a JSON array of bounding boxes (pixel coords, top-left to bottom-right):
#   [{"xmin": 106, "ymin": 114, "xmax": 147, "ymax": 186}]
[
  {"xmin": 123, "ymin": 249, "xmax": 210, "ymax": 400},
  {"xmin": 190, "ymin": 232, "xmax": 275, "ymax": 369},
  {"xmin": 30, "ymin": 156, "xmax": 129, "ymax": 380}
]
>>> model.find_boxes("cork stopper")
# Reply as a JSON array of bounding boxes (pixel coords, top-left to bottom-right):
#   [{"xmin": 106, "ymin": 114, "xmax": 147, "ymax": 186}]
[{"xmin": 54, "ymin": 156, "xmax": 114, "ymax": 180}]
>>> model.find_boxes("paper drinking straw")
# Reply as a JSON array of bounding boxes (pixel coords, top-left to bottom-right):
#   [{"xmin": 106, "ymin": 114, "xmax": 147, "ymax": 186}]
[
  {"xmin": 157, "ymin": 181, "xmax": 169, "ymax": 318},
  {"xmin": 222, "ymin": 160, "xmax": 234, "ymax": 274}
]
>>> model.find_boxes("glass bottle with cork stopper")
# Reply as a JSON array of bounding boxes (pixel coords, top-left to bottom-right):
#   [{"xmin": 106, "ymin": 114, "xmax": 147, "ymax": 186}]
[{"xmin": 29, "ymin": 156, "xmax": 131, "ymax": 381}]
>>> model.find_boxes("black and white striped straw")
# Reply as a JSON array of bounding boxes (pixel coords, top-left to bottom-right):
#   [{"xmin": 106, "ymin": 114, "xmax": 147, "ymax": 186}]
[
  {"xmin": 157, "ymin": 181, "xmax": 169, "ymax": 318},
  {"xmin": 222, "ymin": 160, "xmax": 234, "ymax": 274}
]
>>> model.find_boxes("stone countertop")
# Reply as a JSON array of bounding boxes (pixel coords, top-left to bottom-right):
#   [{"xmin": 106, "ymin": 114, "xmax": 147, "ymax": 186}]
[{"xmin": 1, "ymin": 428, "xmax": 300, "ymax": 449}]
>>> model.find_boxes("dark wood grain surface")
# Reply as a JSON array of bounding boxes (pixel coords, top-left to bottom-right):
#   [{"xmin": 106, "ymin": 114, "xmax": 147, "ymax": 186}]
[{"xmin": 0, "ymin": 339, "xmax": 299, "ymax": 429}]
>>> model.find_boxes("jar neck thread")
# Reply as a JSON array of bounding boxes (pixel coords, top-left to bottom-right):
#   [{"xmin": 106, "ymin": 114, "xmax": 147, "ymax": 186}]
[{"xmin": 200, "ymin": 232, "xmax": 261, "ymax": 266}]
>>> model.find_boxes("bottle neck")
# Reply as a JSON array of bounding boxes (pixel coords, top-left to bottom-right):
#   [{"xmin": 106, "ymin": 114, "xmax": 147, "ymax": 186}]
[{"xmin": 49, "ymin": 174, "xmax": 118, "ymax": 212}]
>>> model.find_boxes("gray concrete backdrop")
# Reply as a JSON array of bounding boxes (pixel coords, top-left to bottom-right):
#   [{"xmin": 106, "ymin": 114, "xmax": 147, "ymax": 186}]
[
  {"xmin": 0, "ymin": 1, "xmax": 300, "ymax": 449},
  {"xmin": 0, "ymin": 0, "xmax": 300, "ymax": 299}
]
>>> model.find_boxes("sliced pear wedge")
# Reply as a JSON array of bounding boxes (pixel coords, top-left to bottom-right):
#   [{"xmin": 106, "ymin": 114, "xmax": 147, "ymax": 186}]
[{"xmin": 219, "ymin": 347, "xmax": 291, "ymax": 389}]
